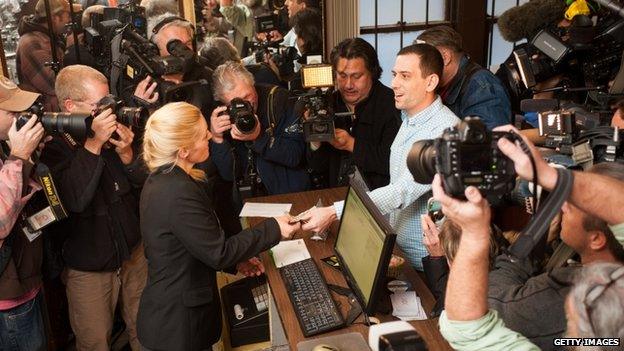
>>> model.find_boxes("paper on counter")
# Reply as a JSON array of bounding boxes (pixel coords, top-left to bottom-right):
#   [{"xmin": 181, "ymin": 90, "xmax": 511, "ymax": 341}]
[
  {"xmin": 239, "ymin": 202, "xmax": 292, "ymax": 218},
  {"xmin": 391, "ymin": 291, "xmax": 427, "ymax": 321},
  {"xmin": 271, "ymin": 239, "xmax": 311, "ymax": 268}
]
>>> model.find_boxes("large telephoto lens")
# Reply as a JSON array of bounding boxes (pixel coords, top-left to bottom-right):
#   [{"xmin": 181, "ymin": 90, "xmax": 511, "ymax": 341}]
[
  {"xmin": 40, "ymin": 112, "xmax": 93, "ymax": 140},
  {"xmin": 406, "ymin": 139, "xmax": 437, "ymax": 184}
]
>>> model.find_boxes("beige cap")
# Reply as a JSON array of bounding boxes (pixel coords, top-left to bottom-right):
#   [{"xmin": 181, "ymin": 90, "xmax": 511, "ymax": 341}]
[
  {"xmin": 0, "ymin": 76, "xmax": 41, "ymax": 112},
  {"xmin": 34, "ymin": 0, "xmax": 80, "ymax": 19}
]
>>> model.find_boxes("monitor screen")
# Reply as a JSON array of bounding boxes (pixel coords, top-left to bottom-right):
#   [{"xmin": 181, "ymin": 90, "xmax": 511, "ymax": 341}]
[{"xmin": 334, "ymin": 181, "xmax": 396, "ymax": 314}]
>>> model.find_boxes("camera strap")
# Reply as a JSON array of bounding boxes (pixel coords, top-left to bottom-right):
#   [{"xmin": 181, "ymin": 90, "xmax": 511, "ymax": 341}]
[
  {"xmin": 509, "ymin": 168, "xmax": 574, "ymax": 259},
  {"xmin": 266, "ymin": 86, "xmax": 279, "ymax": 148}
]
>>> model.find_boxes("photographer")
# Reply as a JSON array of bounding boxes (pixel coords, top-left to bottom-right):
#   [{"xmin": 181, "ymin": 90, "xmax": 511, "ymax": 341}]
[
  {"xmin": 306, "ymin": 38, "xmax": 400, "ymax": 190},
  {"xmin": 136, "ymin": 13, "xmax": 215, "ymax": 115},
  {"xmin": 216, "ymin": 0, "xmax": 267, "ymax": 55},
  {"xmin": 210, "ymin": 61, "xmax": 309, "ymax": 197},
  {"xmin": 40, "ymin": 65, "xmax": 146, "ymax": 351},
  {"xmin": 436, "ymin": 126, "xmax": 624, "ymax": 350},
  {"xmin": 0, "ymin": 78, "xmax": 47, "ymax": 351},
  {"xmin": 199, "ymin": 36, "xmax": 280, "ymax": 85},
  {"xmin": 138, "ymin": 102, "xmax": 300, "ymax": 351},
  {"xmin": 300, "ymin": 44, "xmax": 460, "ymax": 271},
  {"xmin": 416, "ymin": 26, "xmax": 511, "ymax": 130},
  {"xmin": 262, "ymin": 7, "xmax": 321, "ymax": 85},
  {"xmin": 16, "ymin": 0, "xmax": 77, "ymax": 111}
]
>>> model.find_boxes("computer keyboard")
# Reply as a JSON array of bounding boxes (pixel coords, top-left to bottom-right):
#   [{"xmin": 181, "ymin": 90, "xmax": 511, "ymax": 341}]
[{"xmin": 279, "ymin": 258, "xmax": 345, "ymax": 337}]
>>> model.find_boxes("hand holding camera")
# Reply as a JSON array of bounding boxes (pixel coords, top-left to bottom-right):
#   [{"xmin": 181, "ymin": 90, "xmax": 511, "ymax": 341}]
[
  {"xmin": 494, "ymin": 125, "xmax": 559, "ymax": 191},
  {"xmin": 85, "ymin": 108, "xmax": 117, "ymax": 155},
  {"xmin": 329, "ymin": 128, "xmax": 354, "ymax": 152},
  {"xmin": 109, "ymin": 124, "xmax": 135, "ymax": 165},
  {"xmin": 133, "ymin": 76, "xmax": 159, "ymax": 105},
  {"xmin": 431, "ymin": 174, "xmax": 491, "ymax": 244},
  {"xmin": 8, "ymin": 115, "xmax": 44, "ymax": 161},
  {"xmin": 209, "ymin": 106, "xmax": 232, "ymax": 144},
  {"xmin": 421, "ymin": 214, "xmax": 444, "ymax": 257}
]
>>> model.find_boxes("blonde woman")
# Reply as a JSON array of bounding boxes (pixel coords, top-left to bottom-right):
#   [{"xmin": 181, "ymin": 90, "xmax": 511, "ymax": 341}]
[{"xmin": 137, "ymin": 102, "xmax": 300, "ymax": 351}]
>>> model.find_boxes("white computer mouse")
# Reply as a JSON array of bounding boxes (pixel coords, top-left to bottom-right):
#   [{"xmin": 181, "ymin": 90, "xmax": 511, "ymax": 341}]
[{"xmin": 311, "ymin": 344, "xmax": 340, "ymax": 351}]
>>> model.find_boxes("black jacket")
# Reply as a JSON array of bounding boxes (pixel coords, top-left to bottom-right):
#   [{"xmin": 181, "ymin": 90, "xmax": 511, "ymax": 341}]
[
  {"xmin": 137, "ymin": 166, "xmax": 281, "ymax": 351},
  {"xmin": 39, "ymin": 136, "xmax": 143, "ymax": 271},
  {"xmin": 307, "ymin": 80, "xmax": 400, "ymax": 190},
  {"xmin": 422, "ymin": 255, "xmax": 448, "ymax": 318}
]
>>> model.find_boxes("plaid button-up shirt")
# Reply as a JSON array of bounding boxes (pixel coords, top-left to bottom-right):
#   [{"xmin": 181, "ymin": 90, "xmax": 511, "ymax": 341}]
[
  {"xmin": 0, "ymin": 158, "xmax": 41, "ymax": 242},
  {"xmin": 368, "ymin": 97, "xmax": 460, "ymax": 270}
]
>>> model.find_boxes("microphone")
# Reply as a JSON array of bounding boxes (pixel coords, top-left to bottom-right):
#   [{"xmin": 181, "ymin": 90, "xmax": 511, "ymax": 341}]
[{"xmin": 498, "ymin": 0, "xmax": 567, "ymax": 42}]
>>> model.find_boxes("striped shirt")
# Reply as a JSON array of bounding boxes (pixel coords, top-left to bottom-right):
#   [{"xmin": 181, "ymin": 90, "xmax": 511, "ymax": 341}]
[{"xmin": 369, "ymin": 97, "xmax": 460, "ymax": 270}]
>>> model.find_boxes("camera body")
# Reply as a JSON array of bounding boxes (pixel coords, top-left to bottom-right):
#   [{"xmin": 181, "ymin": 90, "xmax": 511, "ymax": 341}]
[
  {"xmin": 97, "ymin": 94, "xmax": 149, "ymax": 128},
  {"xmin": 408, "ymin": 117, "xmax": 517, "ymax": 198},
  {"xmin": 301, "ymin": 89, "xmax": 336, "ymax": 142},
  {"xmin": 16, "ymin": 100, "xmax": 93, "ymax": 141},
  {"xmin": 223, "ymin": 98, "xmax": 257, "ymax": 135}
]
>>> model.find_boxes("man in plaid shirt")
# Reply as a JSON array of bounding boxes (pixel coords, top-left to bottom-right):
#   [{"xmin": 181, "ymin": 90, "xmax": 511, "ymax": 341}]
[
  {"xmin": 16, "ymin": 0, "xmax": 77, "ymax": 111},
  {"xmin": 300, "ymin": 44, "xmax": 460, "ymax": 271},
  {"xmin": 0, "ymin": 76, "xmax": 48, "ymax": 351}
]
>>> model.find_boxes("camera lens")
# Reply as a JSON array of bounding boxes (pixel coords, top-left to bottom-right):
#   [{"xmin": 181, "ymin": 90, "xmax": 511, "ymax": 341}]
[
  {"xmin": 407, "ymin": 140, "xmax": 437, "ymax": 184},
  {"xmin": 312, "ymin": 123, "xmax": 328, "ymax": 133},
  {"xmin": 40, "ymin": 112, "xmax": 93, "ymax": 140},
  {"xmin": 235, "ymin": 114, "xmax": 257, "ymax": 134},
  {"xmin": 118, "ymin": 107, "xmax": 149, "ymax": 128}
]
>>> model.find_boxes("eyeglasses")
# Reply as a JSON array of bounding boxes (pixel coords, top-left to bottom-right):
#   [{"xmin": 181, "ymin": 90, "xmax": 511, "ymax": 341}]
[
  {"xmin": 583, "ymin": 265, "xmax": 624, "ymax": 336},
  {"xmin": 74, "ymin": 99, "xmax": 99, "ymax": 112}
]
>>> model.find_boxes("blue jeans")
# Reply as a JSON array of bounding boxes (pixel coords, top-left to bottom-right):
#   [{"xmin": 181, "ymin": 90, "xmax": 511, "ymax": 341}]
[{"xmin": 0, "ymin": 291, "xmax": 46, "ymax": 351}]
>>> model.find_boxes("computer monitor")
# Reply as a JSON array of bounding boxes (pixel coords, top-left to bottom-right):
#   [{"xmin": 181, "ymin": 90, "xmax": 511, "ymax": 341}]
[{"xmin": 334, "ymin": 180, "xmax": 396, "ymax": 315}]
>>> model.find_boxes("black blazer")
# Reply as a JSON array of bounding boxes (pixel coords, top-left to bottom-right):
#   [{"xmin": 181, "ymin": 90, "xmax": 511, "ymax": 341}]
[{"xmin": 137, "ymin": 166, "xmax": 281, "ymax": 351}]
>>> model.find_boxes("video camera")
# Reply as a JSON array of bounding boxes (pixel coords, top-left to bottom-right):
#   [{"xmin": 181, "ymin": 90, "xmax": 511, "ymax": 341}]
[
  {"xmin": 407, "ymin": 117, "xmax": 520, "ymax": 199},
  {"xmin": 84, "ymin": 2, "xmax": 147, "ymax": 75},
  {"xmin": 505, "ymin": 13, "xmax": 624, "ymax": 99},
  {"xmin": 16, "ymin": 99, "xmax": 93, "ymax": 141},
  {"xmin": 296, "ymin": 64, "xmax": 354, "ymax": 142}
]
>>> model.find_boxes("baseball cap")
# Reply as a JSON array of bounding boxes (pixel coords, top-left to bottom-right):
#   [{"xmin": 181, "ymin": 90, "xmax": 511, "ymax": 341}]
[
  {"xmin": 0, "ymin": 76, "xmax": 41, "ymax": 112},
  {"xmin": 34, "ymin": 0, "xmax": 79, "ymax": 19}
]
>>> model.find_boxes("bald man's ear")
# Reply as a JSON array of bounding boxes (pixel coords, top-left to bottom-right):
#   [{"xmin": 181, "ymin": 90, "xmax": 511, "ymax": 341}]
[
  {"xmin": 426, "ymin": 74, "xmax": 440, "ymax": 93},
  {"xmin": 64, "ymin": 99, "xmax": 74, "ymax": 112},
  {"xmin": 588, "ymin": 230, "xmax": 608, "ymax": 252}
]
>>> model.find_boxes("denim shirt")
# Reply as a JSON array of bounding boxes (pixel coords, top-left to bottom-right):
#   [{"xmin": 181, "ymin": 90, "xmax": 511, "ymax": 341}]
[{"xmin": 442, "ymin": 55, "xmax": 511, "ymax": 130}]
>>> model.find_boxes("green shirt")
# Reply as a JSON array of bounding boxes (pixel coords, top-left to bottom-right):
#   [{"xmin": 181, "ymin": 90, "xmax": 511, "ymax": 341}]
[
  {"xmin": 610, "ymin": 222, "xmax": 624, "ymax": 247},
  {"xmin": 439, "ymin": 310, "xmax": 540, "ymax": 351}
]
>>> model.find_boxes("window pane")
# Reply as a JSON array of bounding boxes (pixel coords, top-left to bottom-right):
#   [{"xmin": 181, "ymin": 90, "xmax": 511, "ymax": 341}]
[
  {"xmin": 404, "ymin": 0, "xmax": 446, "ymax": 23},
  {"xmin": 403, "ymin": 30, "xmax": 424, "ymax": 47},
  {"xmin": 486, "ymin": 0, "xmax": 530, "ymax": 17},
  {"xmin": 377, "ymin": 0, "xmax": 402, "ymax": 26},
  {"xmin": 488, "ymin": 24, "xmax": 516, "ymax": 70},
  {"xmin": 360, "ymin": 32, "xmax": 402, "ymax": 87},
  {"xmin": 359, "ymin": 0, "xmax": 376, "ymax": 27}
]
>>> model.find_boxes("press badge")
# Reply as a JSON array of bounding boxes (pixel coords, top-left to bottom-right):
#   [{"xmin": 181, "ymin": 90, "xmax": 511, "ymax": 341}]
[{"xmin": 26, "ymin": 206, "xmax": 56, "ymax": 232}]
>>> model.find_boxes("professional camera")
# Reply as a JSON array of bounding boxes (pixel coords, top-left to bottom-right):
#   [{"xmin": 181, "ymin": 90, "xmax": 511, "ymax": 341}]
[
  {"xmin": 220, "ymin": 98, "xmax": 257, "ymax": 134},
  {"xmin": 407, "ymin": 117, "xmax": 519, "ymax": 198},
  {"xmin": 84, "ymin": 2, "xmax": 147, "ymax": 74},
  {"xmin": 16, "ymin": 100, "xmax": 93, "ymax": 141},
  {"xmin": 97, "ymin": 94, "xmax": 149, "ymax": 128},
  {"xmin": 296, "ymin": 64, "xmax": 354, "ymax": 142},
  {"xmin": 499, "ymin": 13, "xmax": 624, "ymax": 109}
]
